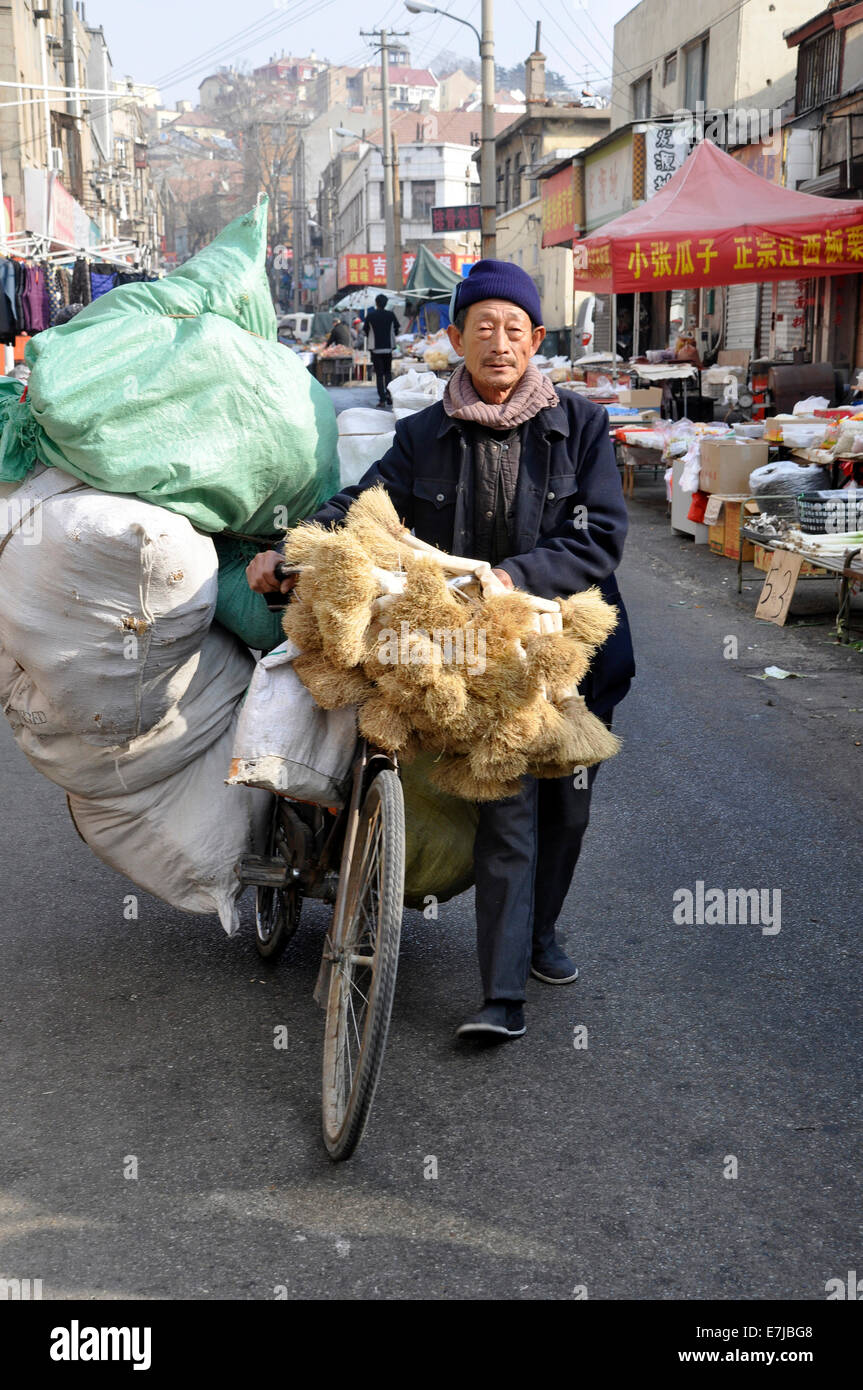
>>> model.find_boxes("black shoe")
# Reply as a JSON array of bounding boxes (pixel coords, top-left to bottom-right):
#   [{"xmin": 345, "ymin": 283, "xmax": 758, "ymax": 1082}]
[
  {"xmin": 376, "ymin": 400, "xmax": 389, "ymax": 409},
  {"xmin": 456, "ymin": 1001, "xmax": 526, "ymax": 1040},
  {"xmin": 530, "ymin": 943, "xmax": 579, "ymax": 985}
]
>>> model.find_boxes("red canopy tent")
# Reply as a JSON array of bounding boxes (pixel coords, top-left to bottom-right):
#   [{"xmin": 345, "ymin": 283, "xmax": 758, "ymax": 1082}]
[{"xmin": 574, "ymin": 138, "xmax": 863, "ymax": 295}]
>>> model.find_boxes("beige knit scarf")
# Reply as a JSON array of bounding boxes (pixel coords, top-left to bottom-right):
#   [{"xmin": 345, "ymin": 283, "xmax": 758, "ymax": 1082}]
[{"xmin": 443, "ymin": 361, "xmax": 558, "ymax": 428}]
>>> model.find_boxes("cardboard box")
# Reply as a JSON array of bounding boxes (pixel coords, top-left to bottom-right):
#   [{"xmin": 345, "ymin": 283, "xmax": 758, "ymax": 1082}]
[
  {"xmin": 717, "ymin": 349, "xmax": 751, "ymax": 369},
  {"xmin": 699, "ymin": 439, "xmax": 768, "ymax": 494},
  {"xmin": 704, "ymin": 495, "xmax": 756, "ymax": 561},
  {"xmin": 722, "ymin": 502, "xmax": 755, "ymax": 561},
  {"xmin": 753, "ymin": 543, "xmax": 827, "ymax": 577},
  {"xmin": 615, "ymin": 387, "xmax": 663, "ymax": 409},
  {"xmin": 753, "ymin": 543, "xmax": 772, "ymax": 571}
]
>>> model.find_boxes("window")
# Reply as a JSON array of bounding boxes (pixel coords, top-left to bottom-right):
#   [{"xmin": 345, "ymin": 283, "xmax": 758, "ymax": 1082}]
[
  {"xmin": 529, "ymin": 139, "xmax": 539, "ymax": 198},
  {"xmin": 797, "ymin": 27, "xmax": 843, "ymax": 113},
  {"xmin": 632, "ymin": 73, "xmax": 651, "ymax": 120},
  {"xmin": 515, "ymin": 155, "xmax": 525, "ymax": 206},
  {"xmin": 411, "ymin": 180, "xmax": 436, "ymax": 220},
  {"xmin": 504, "ymin": 156, "xmax": 512, "ymax": 209},
  {"xmin": 663, "ymin": 52, "xmax": 677, "ymax": 86},
  {"xmin": 684, "ymin": 36, "xmax": 708, "ymax": 108}
]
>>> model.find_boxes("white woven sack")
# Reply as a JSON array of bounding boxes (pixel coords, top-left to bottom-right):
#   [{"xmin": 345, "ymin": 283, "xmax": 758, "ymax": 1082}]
[
  {"xmin": 228, "ymin": 640, "xmax": 356, "ymax": 805},
  {"xmin": 68, "ymin": 719, "xmax": 270, "ymax": 936},
  {"xmin": 0, "ymin": 467, "xmax": 217, "ymax": 742}
]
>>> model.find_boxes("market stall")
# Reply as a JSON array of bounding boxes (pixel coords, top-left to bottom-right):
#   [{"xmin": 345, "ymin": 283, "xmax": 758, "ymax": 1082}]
[{"xmin": 573, "ymin": 138, "xmax": 863, "ymax": 490}]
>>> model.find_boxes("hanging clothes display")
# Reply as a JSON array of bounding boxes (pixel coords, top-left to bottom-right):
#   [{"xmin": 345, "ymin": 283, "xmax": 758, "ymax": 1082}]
[
  {"xmin": 71, "ymin": 257, "xmax": 91, "ymax": 306},
  {"xmin": 0, "ymin": 259, "xmax": 19, "ymax": 345},
  {"xmin": 20, "ymin": 265, "xmax": 49, "ymax": 334},
  {"xmin": 45, "ymin": 266, "xmax": 64, "ymax": 326},
  {"xmin": 0, "ymin": 243, "xmax": 157, "ymax": 346},
  {"xmin": 89, "ymin": 264, "xmax": 117, "ymax": 301}
]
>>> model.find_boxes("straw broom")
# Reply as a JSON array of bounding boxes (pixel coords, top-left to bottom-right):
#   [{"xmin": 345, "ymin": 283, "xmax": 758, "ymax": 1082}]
[{"xmin": 281, "ymin": 486, "xmax": 621, "ymax": 800}]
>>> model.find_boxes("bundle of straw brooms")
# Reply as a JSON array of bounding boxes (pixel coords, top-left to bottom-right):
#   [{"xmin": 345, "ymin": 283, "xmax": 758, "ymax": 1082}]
[{"xmin": 281, "ymin": 485, "xmax": 621, "ymax": 801}]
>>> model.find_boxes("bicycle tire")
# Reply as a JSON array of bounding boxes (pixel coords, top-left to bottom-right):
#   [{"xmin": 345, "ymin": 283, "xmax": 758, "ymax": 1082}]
[
  {"xmin": 254, "ymin": 802, "xmax": 302, "ymax": 962},
  {"xmin": 321, "ymin": 768, "xmax": 404, "ymax": 1160}
]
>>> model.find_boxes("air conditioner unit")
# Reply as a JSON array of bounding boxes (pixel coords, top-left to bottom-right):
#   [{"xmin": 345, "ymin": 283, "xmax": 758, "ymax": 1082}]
[{"xmin": 49, "ymin": 146, "xmax": 63, "ymax": 172}]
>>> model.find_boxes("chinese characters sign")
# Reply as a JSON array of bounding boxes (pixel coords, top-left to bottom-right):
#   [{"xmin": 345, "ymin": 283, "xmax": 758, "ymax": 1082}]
[
  {"xmin": 338, "ymin": 253, "xmax": 389, "ymax": 286},
  {"xmin": 541, "ymin": 165, "xmax": 578, "ymax": 248},
  {"xmin": 732, "ymin": 139, "xmax": 782, "ymax": 186},
  {"xmin": 431, "ymin": 205, "xmax": 481, "ymax": 234},
  {"xmin": 584, "ymin": 142, "xmax": 631, "ymax": 230},
  {"xmin": 574, "ymin": 222, "xmax": 863, "ymax": 293},
  {"xmin": 339, "ymin": 250, "xmax": 475, "ymax": 287},
  {"xmin": 644, "ymin": 125, "xmax": 692, "ymax": 198}
]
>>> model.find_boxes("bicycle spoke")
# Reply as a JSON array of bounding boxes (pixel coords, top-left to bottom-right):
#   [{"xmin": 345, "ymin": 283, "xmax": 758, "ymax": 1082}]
[{"xmin": 348, "ymin": 988, "xmax": 362, "ymax": 1052}]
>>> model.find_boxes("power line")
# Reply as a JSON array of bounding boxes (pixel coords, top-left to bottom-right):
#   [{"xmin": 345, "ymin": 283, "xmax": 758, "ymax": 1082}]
[{"xmin": 1, "ymin": 0, "xmax": 339, "ymax": 167}]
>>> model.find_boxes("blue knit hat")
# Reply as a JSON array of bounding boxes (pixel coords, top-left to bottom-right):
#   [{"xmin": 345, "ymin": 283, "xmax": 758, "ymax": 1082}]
[{"xmin": 452, "ymin": 258, "xmax": 543, "ymax": 326}]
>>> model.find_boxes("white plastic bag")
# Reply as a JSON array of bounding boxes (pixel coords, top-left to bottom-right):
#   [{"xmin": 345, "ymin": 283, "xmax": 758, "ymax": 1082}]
[
  {"xmin": 792, "ymin": 396, "xmax": 829, "ymax": 415},
  {"xmin": 228, "ymin": 640, "xmax": 356, "ymax": 804},
  {"xmin": 678, "ymin": 439, "xmax": 702, "ymax": 494},
  {"xmin": 337, "ymin": 407, "xmax": 395, "ymax": 487},
  {"xmin": 5, "ymin": 622, "xmax": 253, "ymax": 797},
  {"xmin": 68, "ymin": 720, "xmax": 270, "ymax": 936},
  {"xmin": 388, "ymin": 368, "xmax": 447, "ymax": 420},
  {"xmin": 0, "ymin": 467, "xmax": 218, "ymax": 742}
]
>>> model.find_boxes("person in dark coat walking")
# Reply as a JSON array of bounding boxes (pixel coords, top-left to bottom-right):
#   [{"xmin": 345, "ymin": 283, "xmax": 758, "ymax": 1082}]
[
  {"xmin": 363, "ymin": 293, "xmax": 401, "ymax": 406},
  {"xmin": 248, "ymin": 259, "xmax": 635, "ymax": 1041}
]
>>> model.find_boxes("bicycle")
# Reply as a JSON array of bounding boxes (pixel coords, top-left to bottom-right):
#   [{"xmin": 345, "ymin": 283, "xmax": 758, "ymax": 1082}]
[{"xmin": 236, "ymin": 565, "xmax": 406, "ymax": 1161}]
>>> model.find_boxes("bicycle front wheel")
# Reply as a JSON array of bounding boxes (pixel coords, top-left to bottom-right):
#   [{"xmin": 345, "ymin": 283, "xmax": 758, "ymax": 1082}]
[{"xmin": 322, "ymin": 768, "xmax": 404, "ymax": 1161}]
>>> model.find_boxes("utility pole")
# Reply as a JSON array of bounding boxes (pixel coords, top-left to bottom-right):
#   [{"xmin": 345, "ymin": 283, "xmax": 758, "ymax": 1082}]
[
  {"xmin": 293, "ymin": 135, "xmax": 306, "ymax": 312},
  {"xmin": 360, "ymin": 26, "xmax": 408, "ymax": 289},
  {"xmin": 480, "ymin": 0, "xmax": 496, "ymax": 257},
  {"xmin": 391, "ymin": 132, "xmax": 402, "ymax": 288}
]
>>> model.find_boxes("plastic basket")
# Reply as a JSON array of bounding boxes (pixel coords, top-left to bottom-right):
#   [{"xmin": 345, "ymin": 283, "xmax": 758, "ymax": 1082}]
[{"xmin": 797, "ymin": 489, "xmax": 863, "ymax": 534}]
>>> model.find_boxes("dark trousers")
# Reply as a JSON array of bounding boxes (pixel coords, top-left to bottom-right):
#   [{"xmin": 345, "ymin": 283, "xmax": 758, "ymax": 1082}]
[
  {"xmin": 472, "ymin": 725, "xmax": 610, "ymax": 1002},
  {"xmin": 373, "ymin": 352, "xmax": 393, "ymax": 402}
]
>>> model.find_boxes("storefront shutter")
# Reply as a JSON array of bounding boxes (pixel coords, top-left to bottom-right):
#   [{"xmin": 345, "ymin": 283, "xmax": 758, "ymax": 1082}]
[{"xmin": 725, "ymin": 283, "xmax": 759, "ymax": 353}]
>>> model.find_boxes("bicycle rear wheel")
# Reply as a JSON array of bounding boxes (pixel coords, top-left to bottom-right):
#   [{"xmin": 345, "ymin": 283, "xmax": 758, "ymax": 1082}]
[{"xmin": 322, "ymin": 768, "xmax": 404, "ymax": 1161}]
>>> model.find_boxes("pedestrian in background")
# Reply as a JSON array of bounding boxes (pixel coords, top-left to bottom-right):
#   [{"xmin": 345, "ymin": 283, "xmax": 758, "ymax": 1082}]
[{"xmin": 363, "ymin": 293, "xmax": 401, "ymax": 408}]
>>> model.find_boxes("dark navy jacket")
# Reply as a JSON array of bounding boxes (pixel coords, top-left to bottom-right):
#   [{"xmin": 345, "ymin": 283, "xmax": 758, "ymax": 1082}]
[{"xmin": 311, "ymin": 390, "xmax": 635, "ymax": 717}]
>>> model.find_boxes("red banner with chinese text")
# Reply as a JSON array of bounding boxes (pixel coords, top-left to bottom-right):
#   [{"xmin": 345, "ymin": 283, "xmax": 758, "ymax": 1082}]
[
  {"xmin": 338, "ymin": 249, "xmax": 467, "ymax": 287},
  {"xmin": 541, "ymin": 165, "xmax": 577, "ymax": 248},
  {"xmin": 573, "ymin": 221, "xmax": 863, "ymax": 293},
  {"xmin": 338, "ymin": 252, "xmax": 389, "ymax": 287}
]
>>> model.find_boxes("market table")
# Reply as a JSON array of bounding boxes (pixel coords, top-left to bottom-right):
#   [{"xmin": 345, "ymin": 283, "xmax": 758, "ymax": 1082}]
[{"xmin": 738, "ymin": 517, "xmax": 863, "ymax": 641}]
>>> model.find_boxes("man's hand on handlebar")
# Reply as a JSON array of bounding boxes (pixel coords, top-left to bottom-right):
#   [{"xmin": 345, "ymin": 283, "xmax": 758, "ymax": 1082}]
[{"xmin": 245, "ymin": 550, "xmax": 298, "ymax": 595}]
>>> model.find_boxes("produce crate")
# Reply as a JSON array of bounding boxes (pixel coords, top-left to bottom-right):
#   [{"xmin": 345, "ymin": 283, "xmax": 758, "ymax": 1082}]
[
  {"xmin": 797, "ymin": 489, "xmax": 863, "ymax": 534},
  {"xmin": 316, "ymin": 356, "xmax": 353, "ymax": 387}
]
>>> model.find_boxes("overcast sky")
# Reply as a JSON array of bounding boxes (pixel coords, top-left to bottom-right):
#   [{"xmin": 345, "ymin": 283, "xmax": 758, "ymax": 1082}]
[{"xmin": 94, "ymin": 0, "xmax": 639, "ymax": 106}]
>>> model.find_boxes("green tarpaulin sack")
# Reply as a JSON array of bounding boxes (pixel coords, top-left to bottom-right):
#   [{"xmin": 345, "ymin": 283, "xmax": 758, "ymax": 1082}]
[
  {"xmin": 1, "ymin": 200, "xmax": 339, "ymax": 537},
  {"xmin": 214, "ymin": 536, "xmax": 285, "ymax": 652},
  {"xmin": 401, "ymin": 752, "xmax": 478, "ymax": 909}
]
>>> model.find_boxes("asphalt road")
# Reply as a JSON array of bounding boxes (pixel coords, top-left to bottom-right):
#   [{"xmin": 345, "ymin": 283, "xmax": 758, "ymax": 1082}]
[{"xmin": 0, "ymin": 400, "xmax": 860, "ymax": 1300}]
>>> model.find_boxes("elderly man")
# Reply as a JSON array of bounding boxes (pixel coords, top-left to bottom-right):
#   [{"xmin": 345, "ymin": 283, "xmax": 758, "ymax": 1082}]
[{"xmin": 248, "ymin": 259, "xmax": 635, "ymax": 1041}]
